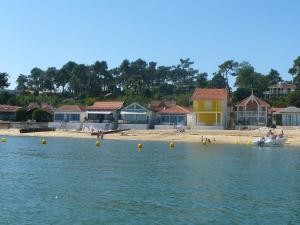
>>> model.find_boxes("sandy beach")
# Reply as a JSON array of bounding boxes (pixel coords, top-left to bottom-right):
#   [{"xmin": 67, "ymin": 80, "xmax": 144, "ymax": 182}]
[{"xmin": 1, "ymin": 127, "xmax": 300, "ymax": 146}]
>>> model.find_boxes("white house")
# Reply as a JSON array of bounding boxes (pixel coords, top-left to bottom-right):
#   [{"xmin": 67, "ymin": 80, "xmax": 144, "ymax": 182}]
[
  {"xmin": 263, "ymin": 83, "xmax": 296, "ymax": 99},
  {"xmin": 274, "ymin": 106, "xmax": 300, "ymax": 126},
  {"xmin": 50, "ymin": 105, "xmax": 86, "ymax": 130},
  {"xmin": 118, "ymin": 102, "xmax": 152, "ymax": 130},
  {"xmin": 236, "ymin": 93, "xmax": 270, "ymax": 127},
  {"xmin": 84, "ymin": 101, "xmax": 124, "ymax": 130},
  {"xmin": 155, "ymin": 105, "xmax": 191, "ymax": 129},
  {"xmin": 54, "ymin": 105, "xmax": 86, "ymax": 122}
]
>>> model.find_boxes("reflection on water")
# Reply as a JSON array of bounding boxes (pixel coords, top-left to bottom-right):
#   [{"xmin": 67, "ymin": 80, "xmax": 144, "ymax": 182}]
[{"xmin": 0, "ymin": 137, "xmax": 299, "ymax": 224}]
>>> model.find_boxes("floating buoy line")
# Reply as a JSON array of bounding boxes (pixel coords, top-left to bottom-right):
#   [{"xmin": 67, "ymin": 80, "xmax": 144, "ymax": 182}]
[{"xmin": 0, "ymin": 135, "xmax": 254, "ymax": 150}]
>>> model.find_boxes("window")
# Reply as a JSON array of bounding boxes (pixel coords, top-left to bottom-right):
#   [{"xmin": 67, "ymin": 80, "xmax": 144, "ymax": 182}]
[
  {"xmin": 161, "ymin": 115, "xmax": 170, "ymax": 124},
  {"xmin": 124, "ymin": 114, "xmax": 135, "ymax": 121},
  {"xmin": 204, "ymin": 101, "xmax": 212, "ymax": 110},
  {"xmin": 70, "ymin": 114, "xmax": 80, "ymax": 121},
  {"xmin": 177, "ymin": 115, "xmax": 185, "ymax": 124},
  {"xmin": 55, "ymin": 113, "xmax": 64, "ymax": 121},
  {"xmin": 136, "ymin": 114, "xmax": 147, "ymax": 121},
  {"xmin": 170, "ymin": 115, "xmax": 177, "ymax": 124}
]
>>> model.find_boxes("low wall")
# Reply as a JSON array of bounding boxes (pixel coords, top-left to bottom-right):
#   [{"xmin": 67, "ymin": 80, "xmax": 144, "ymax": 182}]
[
  {"xmin": 192, "ymin": 125, "xmax": 224, "ymax": 130},
  {"xmin": 0, "ymin": 122, "xmax": 10, "ymax": 129},
  {"xmin": 82, "ymin": 122, "xmax": 116, "ymax": 131},
  {"xmin": 10, "ymin": 122, "xmax": 49, "ymax": 129},
  {"xmin": 49, "ymin": 122, "xmax": 82, "ymax": 130},
  {"xmin": 118, "ymin": 124, "xmax": 149, "ymax": 130}
]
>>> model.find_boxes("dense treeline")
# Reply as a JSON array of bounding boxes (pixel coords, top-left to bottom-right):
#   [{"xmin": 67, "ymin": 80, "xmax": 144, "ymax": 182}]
[{"xmin": 1, "ymin": 56, "xmax": 300, "ymax": 107}]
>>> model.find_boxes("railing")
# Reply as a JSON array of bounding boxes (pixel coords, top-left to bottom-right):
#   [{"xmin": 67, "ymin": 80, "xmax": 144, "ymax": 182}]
[
  {"xmin": 236, "ymin": 112, "xmax": 267, "ymax": 117},
  {"xmin": 264, "ymin": 90, "xmax": 292, "ymax": 95},
  {"xmin": 192, "ymin": 109, "xmax": 223, "ymax": 112},
  {"xmin": 118, "ymin": 119, "xmax": 148, "ymax": 124}
]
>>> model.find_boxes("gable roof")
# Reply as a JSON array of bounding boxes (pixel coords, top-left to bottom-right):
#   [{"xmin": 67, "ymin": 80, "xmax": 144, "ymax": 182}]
[
  {"xmin": 26, "ymin": 102, "xmax": 40, "ymax": 112},
  {"xmin": 26, "ymin": 102, "xmax": 55, "ymax": 114},
  {"xmin": 275, "ymin": 106, "xmax": 300, "ymax": 114},
  {"xmin": 158, "ymin": 105, "xmax": 190, "ymax": 114},
  {"xmin": 149, "ymin": 100, "xmax": 176, "ymax": 112},
  {"xmin": 122, "ymin": 102, "xmax": 148, "ymax": 111},
  {"xmin": 0, "ymin": 105, "xmax": 21, "ymax": 113},
  {"xmin": 236, "ymin": 94, "xmax": 270, "ymax": 107},
  {"xmin": 86, "ymin": 101, "xmax": 124, "ymax": 111},
  {"xmin": 191, "ymin": 88, "xmax": 228, "ymax": 100},
  {"xmin": 56, "ymin": 105, "xmax": 85, "ymax": 112}
]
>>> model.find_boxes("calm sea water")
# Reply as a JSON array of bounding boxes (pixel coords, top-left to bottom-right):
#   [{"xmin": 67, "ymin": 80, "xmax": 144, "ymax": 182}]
[{"xmin": 0, "ymin": 137, "xmax": 300, "ymax": 225}]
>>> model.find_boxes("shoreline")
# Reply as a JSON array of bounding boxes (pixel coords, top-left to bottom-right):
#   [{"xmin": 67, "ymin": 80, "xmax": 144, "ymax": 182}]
[{"xmin": 1, "ymin": 128, "xmax": 300, "ymax": 146}]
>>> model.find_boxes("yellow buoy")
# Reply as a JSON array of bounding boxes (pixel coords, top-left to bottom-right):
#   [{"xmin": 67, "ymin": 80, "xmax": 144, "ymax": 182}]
[
  {"xmin": 137, "ymin": 143, "xmax": 143, "ymax": 149},
  {"xmin": 246, "ymin": 139, "xmax": 252, "ymax": 145},
  {"xmin": 202, "ymin": 141, "xmax": 207, "ymax": 145},
  {"xmin": 169, "ymin": 142, "xmax": 175, "ymax": 148},
  {"xmin": 1, "ymin": 137, "xmax": 6, "ymax": 143},
  {"xmin": 41, "ymin": 138, "xmax": 47, "ymax": 145},
  {"xmin": 96, "ymin": 141, "xmax": 101, "ymax": 147}
]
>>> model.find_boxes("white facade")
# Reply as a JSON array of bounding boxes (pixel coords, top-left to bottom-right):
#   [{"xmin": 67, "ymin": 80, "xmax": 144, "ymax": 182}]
[
  {"xmin": 275, "ymin": 107, "xmax": 300, "ymax": 126},
  {"xmin": 54, "ymin": 111, "xmax": 86, "ymax": 123}
]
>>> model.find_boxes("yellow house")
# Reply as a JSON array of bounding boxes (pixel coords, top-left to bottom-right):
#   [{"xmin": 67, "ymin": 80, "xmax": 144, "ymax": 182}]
[{"xmin": 191, "ymin": 88, "xmax": 228, "ymax": 129}]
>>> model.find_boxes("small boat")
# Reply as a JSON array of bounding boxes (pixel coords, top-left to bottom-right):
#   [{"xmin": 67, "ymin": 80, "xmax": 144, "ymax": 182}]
[{"xmin": 252, "ymin": 136, "xmax": 287, "ymax": 147}]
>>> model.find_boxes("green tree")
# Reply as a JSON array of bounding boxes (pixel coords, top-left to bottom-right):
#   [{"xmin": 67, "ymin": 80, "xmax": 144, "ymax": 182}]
[
  {"xmin": 0, "ymin": 91, "xmax": 14, "ymax": 104},
  {"xmin": 286, "ymin": 90, "xmax": 300, "ymax": 107},
  {"xmin": 28, "ymin": 67, "xmax": 44, "ymax": 94},
  {"xmin": 232, "ymin": 87, "xmax": 252, "ymax": 103},
  {"xmin": 55, "ymin": 68, "xmax": 69, "ymax": 94},
  {"xmin": 43, "ymin": 67, "xmax": 57, "ymax": 92},
  {"xmin": 217, "ymin": 60, "xmax": 239, "ymax": 92},
  {"xmin": 196, "ymin": 72, "xmax": 208, "ymax": 88},
  {"xmin": 171, "ymin": 58, "xmax": 198, "ymax": 85},
  {"xmin": 16, "ymin": 107, "xmax": 27, "ymax": 121},
  {"xmin": 265, "ymin": 69, "xmax": 282, "ymax": 86},
  {"xmin": 61, "ymin": 61, "xmax": 77, "ymax": 94},
  {"xmin": 32, "ymin": 108, "xmax": 53, "ymax": 122},
  {"xmin": 69, "ymin": 64, "xmax": 89, "ymax": 96},
  {"xmin": 0, "ymin": 72, "xmax": 10, "ymax": 89},
  {"xmin": 235, "ymin": 62, "xmax": 267, "ymax": 95},
  {"xmin": 208, "ymin": 73, "xmax": 227, "ymax": 88},
  {"xmin": 288, "ymin": 56, "xmax": 300, "ymax": 85},
  {"xmin": 16, "ymin": 74, "xmax": 28, "ymax": 92}
]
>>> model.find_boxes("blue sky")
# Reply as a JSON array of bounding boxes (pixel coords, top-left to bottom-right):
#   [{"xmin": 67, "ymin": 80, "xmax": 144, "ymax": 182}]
[{"xmin": 0, "ymin": 0, "xmax": 299, "ymax": 88}]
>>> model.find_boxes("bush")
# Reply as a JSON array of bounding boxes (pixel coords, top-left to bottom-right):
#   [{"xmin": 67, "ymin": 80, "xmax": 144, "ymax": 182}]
[
  {"xmin": 32, "ymin": 108, "xmax": 53, "ymax": 122},
  {"xmin": 16, "ymin": 108, "xmax": 27, "ymax": 121}
]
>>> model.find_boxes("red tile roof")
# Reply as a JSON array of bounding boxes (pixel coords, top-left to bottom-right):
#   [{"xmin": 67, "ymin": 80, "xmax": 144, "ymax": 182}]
[
  {"xmin": 269, "ymin": 107, "xmax": 284, "ymax": 114},
  {"xmin": 158, "ymin": 105, "xmax": 190, "ymax": 114},
  {"xmin": 149, "ymin": 100, "xmax": 176, "ymax": 112},
  {"xmin": 86, "ymin": 101, "xmax": 124, "ymax": 111},
  {"xmin": 56, "ymin": 105, "xmax": 85, "ymax": 112},
  {"xmin": 0, "ymin": 104, "xmax": 21, "ymax": 113},
  {"xmin": 236, "ymin": 94, "xmax": 270, "ymax": 107},
  {"xmin": 191, "ymin": 88, "xmax": 228, "ymax": 100}
]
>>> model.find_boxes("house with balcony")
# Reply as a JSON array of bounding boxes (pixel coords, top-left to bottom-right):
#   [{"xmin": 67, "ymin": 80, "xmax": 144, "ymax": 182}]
[
  {"xmin": 118, "ymin": 102, "xmax": 152, "ymax": 130},
  {"xmin": 191, "ymin": 88, "xmax": 228, "ymax": 129},
  {"xmin": 263, "ymin": 83, "xmax": 296, "ymax": 99},
  {"xmin": 236, "ymin": 93, "xmax": 270, "ymax": 128}
]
